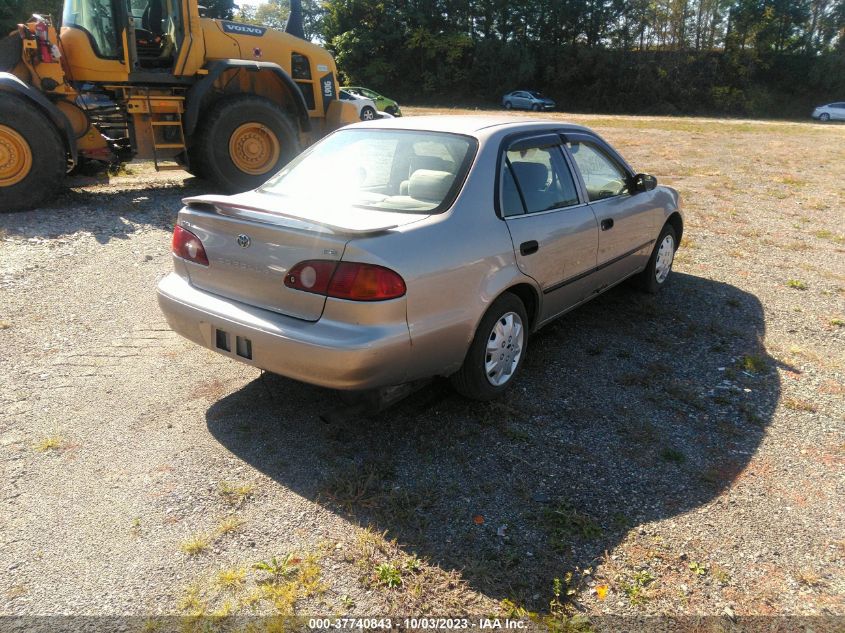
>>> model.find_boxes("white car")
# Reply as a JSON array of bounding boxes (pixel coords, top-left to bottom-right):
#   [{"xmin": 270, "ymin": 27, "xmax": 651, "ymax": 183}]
[
  {"xmin": 339, "ymin": 89, "xmax": 378, "ymax": 121},
  {"xmin": 811, "ymin": 102, "xmax": 845, "ymax": 122}
]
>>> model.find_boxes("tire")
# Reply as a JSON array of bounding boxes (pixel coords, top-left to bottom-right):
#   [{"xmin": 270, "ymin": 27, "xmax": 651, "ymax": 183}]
[
  {"xmin": 451, "ymin": 293, "xmax": 528, "ymax": 401},
  {"xmin": 637, "ymin": 224, "xmax": 677, "ymax": 294},
  {"xmin": 360, "ymin": 106, "xmax": 376, "ymax": 121},
  {"xmin": 191, "ymin": 94, "xmax": 301, "ymax": 194},
  {"xmin": 0, "ymin": 34, "xmax": 22, "ymax": 72},
  {"xmin": 504, "ymin": 101, "xmax": 512, "ymax": 110},
  {"xmin": 819, "ymin": 113, "xmax": 830, "ymax": 122},
  {"xmin": 0, "ymin": 94, "xmax": 66, "ymax": 213},
  {"xmin": 532, "ymin": 103, "xmax": 541, "ymax": 112}
]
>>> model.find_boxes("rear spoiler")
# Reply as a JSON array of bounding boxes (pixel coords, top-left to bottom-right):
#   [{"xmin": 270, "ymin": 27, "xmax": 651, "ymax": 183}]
[{"xmin": 182, "ymin": 195, "xmax": 400, "ymax": 236}]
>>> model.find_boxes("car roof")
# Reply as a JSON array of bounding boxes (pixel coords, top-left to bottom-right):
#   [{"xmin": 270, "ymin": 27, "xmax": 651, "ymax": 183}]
[{"xmin": 351, "ymin": 115, "xmax": 590, "ymax": 137}]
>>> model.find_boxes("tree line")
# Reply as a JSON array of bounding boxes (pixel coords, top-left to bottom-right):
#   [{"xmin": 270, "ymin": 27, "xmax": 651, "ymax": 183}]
[
  {"xmin": 315, "ymin": 0, "xmax": 845, "ymax": 117},
  {"xmin": 3, "ymin": 0, "xmax": 843, "ymax": 117}
]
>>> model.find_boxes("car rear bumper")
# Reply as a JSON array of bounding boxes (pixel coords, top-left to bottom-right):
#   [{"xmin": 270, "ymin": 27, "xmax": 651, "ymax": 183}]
[{"xmin": 157, "ymin": 272, "xmax": 412, "ymax": 390}]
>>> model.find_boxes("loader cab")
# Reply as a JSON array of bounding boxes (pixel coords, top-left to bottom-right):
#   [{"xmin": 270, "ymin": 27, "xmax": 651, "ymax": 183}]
[{"xmin": 60, "ymin": 0, "xmax": 186, "ymax": 80}]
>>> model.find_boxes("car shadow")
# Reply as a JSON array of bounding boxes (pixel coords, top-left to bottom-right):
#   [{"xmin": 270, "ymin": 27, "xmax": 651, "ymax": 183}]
[{"xmin": 206, "ymin": 272, "xmax": 784, "ymax": 608}]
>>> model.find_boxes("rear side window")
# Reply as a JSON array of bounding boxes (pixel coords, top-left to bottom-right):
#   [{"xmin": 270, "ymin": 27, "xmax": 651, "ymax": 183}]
[
  {"xmin": 502, "ymin": 145, "xmax": 579, "ymax": 215},
  {"xmin": 567, "ymin": 141, "xmax": 629, "ymax": 201}
]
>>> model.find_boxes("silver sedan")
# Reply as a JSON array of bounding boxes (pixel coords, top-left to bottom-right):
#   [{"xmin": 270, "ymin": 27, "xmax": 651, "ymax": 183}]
[{"xmin": 157, "ymin": 116, "xmax": 682, "ymax": 400}]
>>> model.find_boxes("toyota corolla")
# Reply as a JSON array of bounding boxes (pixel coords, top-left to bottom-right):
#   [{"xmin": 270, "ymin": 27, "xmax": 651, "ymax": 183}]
[{"xmin": 157, "ymin": 116, "xmax": 682, "ymax": 400}]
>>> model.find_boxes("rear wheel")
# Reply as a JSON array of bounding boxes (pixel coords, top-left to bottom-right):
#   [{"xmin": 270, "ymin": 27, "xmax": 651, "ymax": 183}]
[
  {"xmin": 451, "ymin": 293, "xmax": 528, "ymax": 401},
  {"xmin": 191, "ymin": 95, "xmax": 300, "ymax": 193},
  {"xmin": 0, "ymin": 94, "xmax": 66, "ymax": 212},
  {"xmin": 532, "ymin": 103, "xmax": 541, "ymax": 112}
]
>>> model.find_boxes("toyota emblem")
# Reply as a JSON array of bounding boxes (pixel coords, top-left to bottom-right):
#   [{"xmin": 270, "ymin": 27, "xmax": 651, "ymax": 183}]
[{"xmin": 237, "ymin": 234, "xmax": 251, "ymax": 248}]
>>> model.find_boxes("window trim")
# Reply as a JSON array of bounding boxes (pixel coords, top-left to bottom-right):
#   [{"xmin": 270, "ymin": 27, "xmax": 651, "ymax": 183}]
[
  {"xmin": 563, "ymin": 132, "xmax": 636, "ymax": 204},
  {"xmin": 494, "ymin": 129, "xmax": 588, "ymax": 219}
]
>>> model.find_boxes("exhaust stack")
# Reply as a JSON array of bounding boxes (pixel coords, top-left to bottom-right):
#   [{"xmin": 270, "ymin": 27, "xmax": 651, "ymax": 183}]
[{"xmin": 285, "ymin": 0, "xmax": 305, "ymax": 39}]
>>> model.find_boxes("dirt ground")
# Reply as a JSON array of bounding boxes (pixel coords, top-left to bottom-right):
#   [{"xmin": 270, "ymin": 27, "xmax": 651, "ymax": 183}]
[{"xmin": 1, "ymin": 108, "xmax": 844, "ymax": 629}]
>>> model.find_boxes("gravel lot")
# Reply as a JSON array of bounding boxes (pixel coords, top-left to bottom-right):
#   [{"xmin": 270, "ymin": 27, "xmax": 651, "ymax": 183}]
[{"xmin": 1, "ymin": 109, "xmax": 843, "ymax": 628}]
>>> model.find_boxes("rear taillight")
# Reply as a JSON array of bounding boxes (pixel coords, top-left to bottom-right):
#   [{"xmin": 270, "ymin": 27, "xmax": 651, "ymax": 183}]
[
  {"xmin": 285, "ymin": 260, "xmax": 406, "ymax": 301},
  {"xmin": 172, "ymin": 225, "xmax": 209, "ymax": 266}
]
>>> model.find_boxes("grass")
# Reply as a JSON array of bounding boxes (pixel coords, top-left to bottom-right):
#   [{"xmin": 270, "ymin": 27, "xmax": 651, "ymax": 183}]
[
  {"xmin": 180, "ymin": 534, "xmax": 210, "ymax": 556},
  {"xmin": 783, "ymin": 397, "xmax": 818, "ymax": 413},
  {"xmin": 814, "ymin": 229, "xmax": 844, "ymax": 244},
  {"xmin": 217, "ymin": 481, "xmax": 255, "ymax": 506},
  {"xmin": 178, "ymin": 549, "xmax": 326, "ymax": 619},
  {"xmin": 831, "ymin": 318, "xmax": 844, "ymax": 327},
  {"xmin": 217, "ymin": 515, "xmax": 243, "ymax": 535},
  {"xmin": 660, "ymin": 448, "xmax": 686, "ymax": 463},
  {"xmin": 33, "ymin": 436, "xmax": 64, "ymax": 452},
  {"xmin": 543, "ymin": 501, "xmax": 602, "ymax": 548},
  {"xmin": 739, "ymin": 354, "xmax": 767, "ymax": 374},
  {"xmin": 216, "ymin": 568, "xmax": 247, "ymax": 589},
  {"xmin": 621, "ymin": 570, "xmax": 656, "ymax": 606},
  {"xmin": 786, "ymin": 279, "xmax": 808, "ymax": 290},
  {"xmin": 375, "ymin": 562, "xmax": 403, "ymax": 588}
]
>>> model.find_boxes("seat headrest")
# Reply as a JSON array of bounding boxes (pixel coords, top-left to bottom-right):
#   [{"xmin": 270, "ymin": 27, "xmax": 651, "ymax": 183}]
[
  {"xmin": 408, "ymin": 169, "xmax": 453, "ymax": 202},
  {"xmin": 510, "ymin": 161, "xmax": 548, "ymax": 191},
  {"xmin": 411, "ymin": 155, "xmax": 454, "ymax": 173}
]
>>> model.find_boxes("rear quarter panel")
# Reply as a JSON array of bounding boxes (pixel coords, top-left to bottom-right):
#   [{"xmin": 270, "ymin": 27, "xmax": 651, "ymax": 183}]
[{"xmin": 340, "ymin": 137, "xmax": 534, "ymax": 380}]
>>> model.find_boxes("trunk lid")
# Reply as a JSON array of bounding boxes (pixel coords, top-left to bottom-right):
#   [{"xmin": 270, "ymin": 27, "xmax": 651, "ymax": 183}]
[{"xmin": 178, "ymin": 191, "xmax": 427, "ymax": 321}]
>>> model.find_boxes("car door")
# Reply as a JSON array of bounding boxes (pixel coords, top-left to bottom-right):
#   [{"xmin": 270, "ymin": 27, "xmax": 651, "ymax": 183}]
[
  {"xmin": 499, "ymin": 134, "xmax": 599, "ymax": 323},
  {"xmin": 834, "ymin": 103, "xmax": 845, "ymax": 121},
  {"xmin": 511, "ymin": 92, "xmax": 527, "ymax": 109},
  {"xmin": 564, "ymin": 134, "xmax": 655, "ymax": 291}
]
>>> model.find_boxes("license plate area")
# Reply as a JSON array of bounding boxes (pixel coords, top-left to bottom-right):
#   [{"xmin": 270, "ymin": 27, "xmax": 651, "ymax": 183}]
[{"xmin": 215, "ymin": 327, "xmax": 252, "ymax": 360}]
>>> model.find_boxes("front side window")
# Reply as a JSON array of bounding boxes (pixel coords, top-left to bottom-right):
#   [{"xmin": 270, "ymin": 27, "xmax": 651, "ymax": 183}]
[
  {"xmin": 502, "ymin": 145, "xmax": 579, "ymax": 215},
  {"xmin": 63, "ymin": 0, "xmax": 119, "ymax": 58},
  {"xmin": 260, "ymin": 129, "xmax": 476, "ymax": 213},
  {"xmin": 567, "ymin": 141, "xmax": 629, "ymax": 201}
]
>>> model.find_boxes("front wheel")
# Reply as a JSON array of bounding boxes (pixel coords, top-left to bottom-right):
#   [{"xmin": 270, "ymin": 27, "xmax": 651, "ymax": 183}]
[
  {"xmin": 504, "ymin": 101, "xmax": 512, "ymax": 110},
  {"xmin": 0, "ymin": 94, "xmax": 66, "ymax": 212},
  {"xmin": 532, "ymin": 103, "xmax": 541, "ymax": 112},
  {"xmin": 360, "ymin": 106, "xmax": 376, "ymax": 121},
  {"xmin": 819, "ymin": 113, "xmax": 830, "ymax": 122},
  {"xmin": 451, "ymin": 293, "xmax": 528, "ymax": 401},
  {"xmin": 638, "ymin": 224, "xmax": 677, "ymax": 293}
]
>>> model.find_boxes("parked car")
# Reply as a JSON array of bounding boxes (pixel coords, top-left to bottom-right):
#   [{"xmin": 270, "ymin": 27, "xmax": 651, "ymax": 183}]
[
  {"xmin": 502, "ymin": 90, "xmax": 556, "ymax": 111},
  {"xmin": 343, "ymin": 86, "xmax": 402, "ymax": 116},
  {"xmin": 157, "ymin": 116, "xmax": 682, "ymax": 401},
  {"xmin": 339, "ymin": 89, "xmax": 377, "ymax": 121},
  {"xmin": 811, "ymin": 102, "xmax": 845, "ymax": 122}
]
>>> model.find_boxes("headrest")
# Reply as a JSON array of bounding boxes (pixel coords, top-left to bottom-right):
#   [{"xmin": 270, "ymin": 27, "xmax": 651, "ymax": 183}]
[
  {"xmin": 408, "ymin": 169, "xmax": 453, "ymax": 202},
  {"xmin": 411, "ymin": 155, "xmax": 454, "ymax": 173},
  {"xmin": 510, "ymin": 161, "xmax": 548, "ymax": 191}
]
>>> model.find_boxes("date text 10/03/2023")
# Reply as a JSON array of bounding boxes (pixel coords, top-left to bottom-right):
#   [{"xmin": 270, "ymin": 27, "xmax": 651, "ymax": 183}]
[{"xmin": 307, "ymin": 618, "xmax": 528, "ymax": 629}]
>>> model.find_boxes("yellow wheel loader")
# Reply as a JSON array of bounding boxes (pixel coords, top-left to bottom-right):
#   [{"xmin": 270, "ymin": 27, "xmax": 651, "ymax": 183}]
[{"xmin": 0, "ymin": 0, "xmax": 360, "ymax": 212}]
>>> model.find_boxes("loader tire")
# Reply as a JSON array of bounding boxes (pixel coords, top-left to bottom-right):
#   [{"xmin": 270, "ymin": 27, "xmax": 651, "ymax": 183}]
[
  {"xmin": 192, "ymin": 95, "xmax": 301, "ymax": 194},
  {"xmin": 0, "ymin": 94, "xmax": 66, "ymax": 213},
  {"xmin": 0, "ymin": 34, "xmax": 22, "ymax": 72}
]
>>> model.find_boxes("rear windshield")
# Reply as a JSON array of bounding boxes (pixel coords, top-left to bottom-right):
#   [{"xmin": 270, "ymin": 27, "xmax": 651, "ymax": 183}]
[{"xmin": 260, "ymin": 129, "xmax": 477, "ymax": 213}]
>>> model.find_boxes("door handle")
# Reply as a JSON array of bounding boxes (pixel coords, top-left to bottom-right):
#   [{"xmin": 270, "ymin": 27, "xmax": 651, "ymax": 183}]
[
  {"xmin": 520, "ymin": 240, "xmax": 539, "ymax": 255},
  {"xmin": 601, "ymin": 218, "xmax": 614, "ymax": 231}
]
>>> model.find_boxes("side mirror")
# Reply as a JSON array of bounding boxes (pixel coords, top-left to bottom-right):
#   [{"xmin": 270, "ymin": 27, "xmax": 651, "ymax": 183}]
[{"xmin": 632, "ymin": 173, "xmax": 657, "ymax": 192}]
